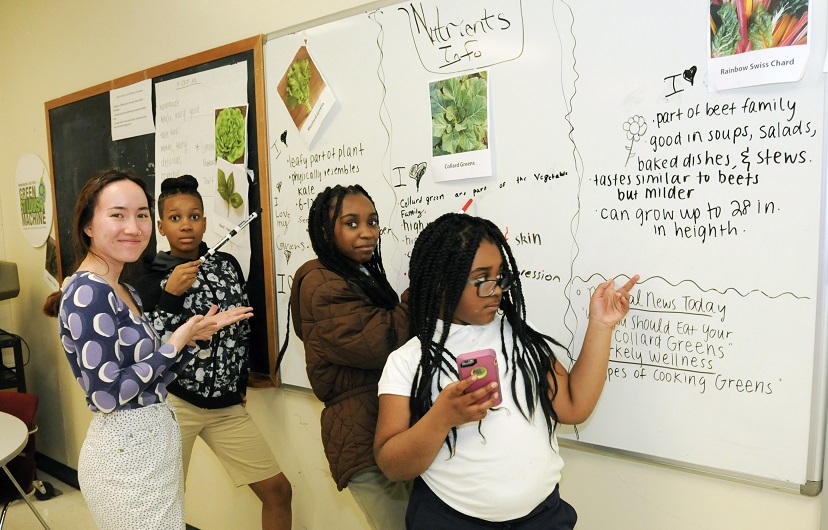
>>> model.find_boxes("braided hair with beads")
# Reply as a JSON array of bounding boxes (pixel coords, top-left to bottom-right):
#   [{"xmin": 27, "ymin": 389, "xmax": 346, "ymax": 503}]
[
  {"xmin": 307, "ymin": 184, "xmax": 399, "ymax": 310},
  {"xmin": 407, "ymin": 213, "xmax": 566, "ymax": 454}
]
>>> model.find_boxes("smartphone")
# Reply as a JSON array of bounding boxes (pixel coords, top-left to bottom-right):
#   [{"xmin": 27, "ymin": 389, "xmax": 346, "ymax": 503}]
[{"xmin": 456, "ymin": 348, "xmax": 502, "ymax": 406}]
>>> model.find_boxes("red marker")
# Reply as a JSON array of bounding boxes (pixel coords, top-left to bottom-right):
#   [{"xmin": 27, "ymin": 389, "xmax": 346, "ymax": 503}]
[{"xmin": 458, "ymin": 199, "xmax": 473, "ymax": 214}]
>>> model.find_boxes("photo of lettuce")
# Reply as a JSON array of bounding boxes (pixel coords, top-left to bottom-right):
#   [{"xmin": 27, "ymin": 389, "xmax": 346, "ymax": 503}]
[
  {"xmin": 285, "ymin": 58, "xmax": 312, "ymax": 112},
  {"xmin": 710, "ymin": 0, "xmax": 808, "ymax": 57},
  {"xmin": 215, "ymin": 107, "xmax": 246, "ymax": 163},
  {"xmin": 430, "ymin": 72, "xmax": 488, "ymax": 157}
]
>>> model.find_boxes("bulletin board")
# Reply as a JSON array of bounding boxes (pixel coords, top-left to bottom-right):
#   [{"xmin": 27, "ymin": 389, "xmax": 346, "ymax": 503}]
[
  {"xmin": 263, "ymin": 0, "xmax": 828, "ymax": 493},
  {"xmin": 44, "ymin": 36, "xmax": 278, "ymax": 377}
]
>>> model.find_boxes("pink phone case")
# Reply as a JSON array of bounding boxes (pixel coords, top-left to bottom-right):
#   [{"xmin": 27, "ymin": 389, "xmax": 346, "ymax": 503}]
[{"xmin": 456, "ymin": 348, "xmax": 502, "ymax": 406}]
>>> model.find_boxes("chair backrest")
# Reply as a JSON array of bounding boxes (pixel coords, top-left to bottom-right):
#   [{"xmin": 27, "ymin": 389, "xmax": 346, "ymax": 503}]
[{"xmin": 0, "ymin": 392, "xmax": 38, "ymax": 430}]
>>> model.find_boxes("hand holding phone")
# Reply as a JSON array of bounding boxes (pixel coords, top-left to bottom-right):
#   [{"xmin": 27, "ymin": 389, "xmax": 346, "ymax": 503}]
[{"xmin": 456, "ymin": 348, "xmax": 502, "ymax": 406}]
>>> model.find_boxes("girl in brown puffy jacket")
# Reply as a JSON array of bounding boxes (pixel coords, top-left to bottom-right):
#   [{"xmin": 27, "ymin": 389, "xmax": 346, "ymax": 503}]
[{"xmin": 289, "ymin": 184, "xmax": 411, "ymax": 529}]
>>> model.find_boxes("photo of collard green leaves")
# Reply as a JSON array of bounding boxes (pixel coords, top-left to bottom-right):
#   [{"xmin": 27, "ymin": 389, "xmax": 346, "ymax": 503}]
[
  {"xmin": 215, "ymin": 106, "xmax": 246, "ymax": 163},
  {"xmin": 217, "ymin": 167, "xmax": 244, "ymax": 214},
  {"xmin": 430, "ymin": 72, "xmax": 488, "ymax": 157}
]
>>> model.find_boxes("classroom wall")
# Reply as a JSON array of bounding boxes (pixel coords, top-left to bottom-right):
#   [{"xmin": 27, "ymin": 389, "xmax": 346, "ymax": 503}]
[
  {"xmin": 0, "ymin": 1, "xmax": 825, "ymax": 529},
  {"xmin": 0, "ymin": 204, "xmax": 12, "ymax": 334}
]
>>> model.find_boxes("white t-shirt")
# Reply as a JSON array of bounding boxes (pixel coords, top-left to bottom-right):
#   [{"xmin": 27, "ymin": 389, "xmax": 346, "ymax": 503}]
[{"xmin": 378, "ymin": 315, "xmax": 564, "ymax": 522}]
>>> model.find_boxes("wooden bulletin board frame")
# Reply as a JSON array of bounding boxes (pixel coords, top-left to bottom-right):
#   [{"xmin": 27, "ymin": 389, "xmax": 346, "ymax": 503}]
[{"xmin": 44, "ymin": 36, "xmax": 279, "ymax": 382}]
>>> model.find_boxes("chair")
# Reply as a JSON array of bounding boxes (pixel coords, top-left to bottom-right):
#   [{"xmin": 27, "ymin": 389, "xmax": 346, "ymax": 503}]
[{"xmin": 0, "ymin": 392, "xmax": 51, "ymax": 529}]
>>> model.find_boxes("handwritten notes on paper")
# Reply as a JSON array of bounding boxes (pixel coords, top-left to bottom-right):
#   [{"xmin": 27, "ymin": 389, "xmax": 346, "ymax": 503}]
[
  {"xmin": 154, "ymin": 62, "xmax": 251, "ymax": 268},
  {"xmin": 155, "ymin": 62, "xmax": 247, "ymax": 186}
]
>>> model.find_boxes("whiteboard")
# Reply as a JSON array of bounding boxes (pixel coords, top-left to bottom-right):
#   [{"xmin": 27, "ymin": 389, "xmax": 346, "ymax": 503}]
[{"xmin": 264, "ymin": 0, "xmax": 828, "ymax": 492}]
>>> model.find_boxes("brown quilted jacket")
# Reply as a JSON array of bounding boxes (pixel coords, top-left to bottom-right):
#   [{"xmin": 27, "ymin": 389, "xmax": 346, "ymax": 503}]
[{"xmin": 289, "ymin": 259, "xmax": 410, "ymax": 490}]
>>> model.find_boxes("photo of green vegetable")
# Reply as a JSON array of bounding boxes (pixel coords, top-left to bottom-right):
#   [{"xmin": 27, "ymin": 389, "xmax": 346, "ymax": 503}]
[
  {"xmin": 215, "ymin": 106, "xmax": 246, "ymax": 163},
  {"xmin": 710, "ymin": 0, "xmax": 808, "ymax": 57},
  {"xmin": 286, "ymin": 58, "xmax": 312, "ymax": 112},
  {"xmin": 430, "ymin": 72, "xmax": 489, "ymax": 157},
  {"xmin": 278, "ymin": 46, "xmax": 326, "ymax": 130},
  {"xmin": 217, "ymin": 167, "xmax": 244, "ymax": 214}
]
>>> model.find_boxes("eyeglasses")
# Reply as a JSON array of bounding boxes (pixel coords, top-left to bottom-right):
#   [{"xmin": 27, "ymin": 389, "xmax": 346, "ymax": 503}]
[{"xmin": 466, "ymin": 272, "xmax": 513, "ymax": 297}]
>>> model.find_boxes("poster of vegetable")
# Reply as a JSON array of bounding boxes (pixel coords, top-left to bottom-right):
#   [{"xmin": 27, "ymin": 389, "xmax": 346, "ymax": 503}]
[
  {"xmin": 429, "ymin": 71, "xmax": 493, "ymax": 181},
  {"xmin": 276, "ymin": 45, "xmax": 336, "ymax": 147},
  {"xmin": 154, "ymin": 61, "xmax": 252, "ymax": 274},
  {"xmin": 214, "ymin": 104, "xmax": 250, "ymax": 239},
  {"xmin": 215, "ymin": 105, "xmax": 247, "ymax": 164},
  {"xmin": 710, "ymin": 0, "xmax": 808, "ymax": 55},
  {"xmin": 213, "ymin": 158, "xmax": 250, "ymax": 237},
  {"xmin": 707, "ymin": 0, "xmax": 809, "ymax": 90}
]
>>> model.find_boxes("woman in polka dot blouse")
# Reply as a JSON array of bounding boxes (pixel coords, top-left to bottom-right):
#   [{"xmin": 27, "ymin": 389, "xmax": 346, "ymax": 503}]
[{"xmin": 43, "ymin": 168, "xmax": 252, "ymax": 530}]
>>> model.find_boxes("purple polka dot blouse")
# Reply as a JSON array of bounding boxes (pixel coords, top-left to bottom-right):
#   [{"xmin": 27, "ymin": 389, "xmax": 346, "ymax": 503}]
[{"xmin": 58, "ymin": 271, "xmax": 196, "ymax": 413}]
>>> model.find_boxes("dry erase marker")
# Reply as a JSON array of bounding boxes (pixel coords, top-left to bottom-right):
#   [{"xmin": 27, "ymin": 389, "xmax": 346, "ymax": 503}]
[
  {"xmin": 199, "ymin": 208, "xmax": 263, "ymax": 263},
  {"xmin": 458, "ymin": 199, "xmax": 473, "ymax": 214}
]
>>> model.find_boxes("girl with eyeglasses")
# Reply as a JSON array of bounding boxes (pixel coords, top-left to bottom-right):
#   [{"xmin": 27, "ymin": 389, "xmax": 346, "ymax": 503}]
[{"xmin": 375, "ymin": 213, "xmax": 638, "ymax": 529}]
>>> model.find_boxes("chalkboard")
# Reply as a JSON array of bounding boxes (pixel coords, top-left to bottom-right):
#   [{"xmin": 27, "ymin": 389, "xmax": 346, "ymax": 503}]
[
  {"xmin": 264, "ymin": 0, "xmax": 828, "ymax": 492},
  {"xmin": 45, "ymin": 36, "xmax": 278, "ymax": 376}
]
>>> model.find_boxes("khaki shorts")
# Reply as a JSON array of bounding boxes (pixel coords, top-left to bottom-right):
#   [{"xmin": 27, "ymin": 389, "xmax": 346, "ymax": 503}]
[{"xmin": 168, "ymin": 393, "xmax": 281, "ymax": 487}]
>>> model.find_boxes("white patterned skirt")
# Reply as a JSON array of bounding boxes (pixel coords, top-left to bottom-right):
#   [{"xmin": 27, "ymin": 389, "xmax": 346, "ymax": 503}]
[{"xmin": 78, "ymin": 401, "xmax": 184, "ymax": 530}]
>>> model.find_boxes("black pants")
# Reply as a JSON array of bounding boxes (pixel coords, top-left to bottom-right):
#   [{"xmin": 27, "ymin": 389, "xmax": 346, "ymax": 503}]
[{"xmin": 406, "ymin": 477, "xmax": 578, "ymax": 529}]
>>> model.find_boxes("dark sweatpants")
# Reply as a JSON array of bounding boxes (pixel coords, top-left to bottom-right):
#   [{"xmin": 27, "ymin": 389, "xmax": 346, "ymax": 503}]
[{"xmin": 406, "ymin": 477, "xmax": 578, "ymax": 529}]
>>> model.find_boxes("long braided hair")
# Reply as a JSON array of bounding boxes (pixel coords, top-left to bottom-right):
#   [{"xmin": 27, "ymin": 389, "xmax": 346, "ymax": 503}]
[
  {"xmin": 307, "ymin": 184, "xmax": 398, "ymax": 309},
  {"xmin": 408, "ymin": 213, "xmax": 565, "ymax": 453}
]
